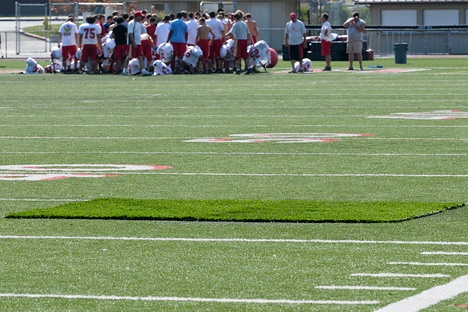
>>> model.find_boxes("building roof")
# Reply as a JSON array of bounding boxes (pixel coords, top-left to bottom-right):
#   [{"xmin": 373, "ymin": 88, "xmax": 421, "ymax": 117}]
[{"xmin": 355, "ymin": 0, "xmax": 468, "ymax": 3}]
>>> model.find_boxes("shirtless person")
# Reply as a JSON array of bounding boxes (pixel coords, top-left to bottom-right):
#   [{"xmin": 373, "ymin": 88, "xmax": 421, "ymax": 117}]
[
  {"xmin": 244, "ymin": 13, "xmax": 260, "ymax": 43},
  {"xmin": 195, "ymin": 18, "xmax": 215, "ymax": 73}
]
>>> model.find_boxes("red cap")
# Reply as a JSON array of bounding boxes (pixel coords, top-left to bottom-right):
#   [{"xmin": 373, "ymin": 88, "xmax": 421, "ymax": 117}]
[
  {"xmin": 290, "ymin": 12, "xmax": 297, "ymax": 20},
  {"xmin": 134, "ymin": 11, "xmax": 143, "ymax": 18}
]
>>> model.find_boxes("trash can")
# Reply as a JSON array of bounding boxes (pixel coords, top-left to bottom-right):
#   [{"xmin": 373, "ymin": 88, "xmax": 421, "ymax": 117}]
[{"xmin": 393, "ymin": 43, "xmax": 408, "ymax": 64}]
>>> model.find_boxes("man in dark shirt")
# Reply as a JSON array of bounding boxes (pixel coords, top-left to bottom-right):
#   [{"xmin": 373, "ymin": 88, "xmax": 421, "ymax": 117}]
[{"xmin": 111, "ymin": 17, "xmax": 128, "ymax": 74}]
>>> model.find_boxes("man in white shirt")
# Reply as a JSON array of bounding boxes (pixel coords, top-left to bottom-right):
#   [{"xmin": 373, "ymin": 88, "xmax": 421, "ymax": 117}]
[
  {"xmin": 206, "ymin": 11, "xmax": 225, "ymax": 72},
  {"xmin": 124, "ymin": 11, "xmax": 150, "ymax": 76},
  {"xmin": 186, "ymin": 12, "xmax": 199, "ymax": 46},
  {"xmin": 58, "ymin": 15, "xmax": 79, "ymax": 72},
  {"xmin": 155, "ymin": 15, "xmax": 171, "ymax": 51},
  {"xmin": 78, "ymin": 15, "xmax": 102, "ymax": 73},
  {"xmin": 284, "ymin": 12, "xmax": 307, "ymax": 73},
  {"xmin": 320, "ymin": 12, "xmax": 333, "ymax": 71}
]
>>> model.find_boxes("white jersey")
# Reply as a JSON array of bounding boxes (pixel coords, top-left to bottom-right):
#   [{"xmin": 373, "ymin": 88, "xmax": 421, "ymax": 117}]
[
  {"xmin": 185, "ymin": 19, "xmax": 199, "ymax": 45},
  {"xmin": 182, "ymin": 45, "xmax": 202, "ymax": 68},
  {"xmin": 127, "ymin": 58, "xmax": 141, "ymax": 75},
  {"xmin": 206, "ymin": 18, "xmax": 224, "ymax": 39},
  {"xmin": 153, "ymin": 60, "xmax": 172, "ymax": 75},
  {"xmin": 24, "ymin": 57, "xmax": 44, "ymax": 74},
  {"xmin": 45, "ymin": 60, "xmax": 63, "ymax": 73},
  {"xmin": 220, "ymin": 39, "xmax": 235, "ymax": 61},
  {"xmin": 59, "ymin": 21, "xmax": 78, "ymax": 46},
  {"xmin": 78, "ymin": 23, "xmax": 102, "ymax": 45},
  {"xmin": 157, "ymin": 42, "xmax": 174, "ymax": 63},
  {"xmin": 248, "ymin": 40, "xmax": 271, "ymax": 67},
  {"xmin": 155, "ymin": 22, "xmax": 170, "ymax": 47},
  {"xmin": 294, "ymin": 58, "xmax": 313, "ymax": 72},
  {"xmin": 102, "ymin": 37, "xmax": 116, "ymax": 58}
]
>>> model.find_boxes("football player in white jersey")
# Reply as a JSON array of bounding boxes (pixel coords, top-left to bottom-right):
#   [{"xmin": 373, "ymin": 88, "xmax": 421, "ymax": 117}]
[
  {"xmin": 157, "ymin": 42, "xmax": 174, "ymax": 64},
  {"xmin": 78, "ymin": 15, "xmax": 102, "ymax": 73},
  {"xmin": 127, "ymin": 58, "xmax": 141, "ymax": 75},
  {"xmin": 182, "ymin": 45, "xmax": 203, "ymax": 72},
  {"xmin": 294, "ymin": 58, "xmax": 313, "ymax": 73},
  {"xmin": 24, "ymin": 57, "xmax": 44, "ymax": 74},
  {"xmin": 247, "ymin": 40, "xmax": 271, "ymax": 72},
  {"xmin": 153, "ymin": 60, "xmax": 172, "ymax": 75}
]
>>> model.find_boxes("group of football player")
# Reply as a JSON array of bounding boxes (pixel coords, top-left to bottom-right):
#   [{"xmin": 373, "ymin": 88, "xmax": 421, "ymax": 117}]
[{"xmin": 28, "ymin": 9, "xmax": 273, "ymax": 76}]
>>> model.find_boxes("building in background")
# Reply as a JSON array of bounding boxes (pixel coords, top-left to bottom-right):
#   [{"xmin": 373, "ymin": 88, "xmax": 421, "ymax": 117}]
[{"xmin": 355, "ymin": 0, "xmax": 468, "ymax": 26}]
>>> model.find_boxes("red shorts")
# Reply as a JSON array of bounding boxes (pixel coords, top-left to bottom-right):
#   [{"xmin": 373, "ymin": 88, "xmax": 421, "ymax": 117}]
[
  {"xmin": 61, "ymin": 45, "xmax": 77, "ymax": 59},
  {"xmin": 130, "ymin": 44, "xmax": 143, "ymax": 58},
  {"xmin": 172, "ymin": 42, "xmax": 187, "ymax": 57},
  {"xmin": 321, "ymin": 40, "xmax": 332, "ymax": 56},
  {"xmin": 81, "ymin": 44, "xmax": 98, "ymax": 62},
  {"xmin": 233, "ymin": 39, "xmax": 249, "ymax": 60},
  {"xmin": 197, "ymin": 39, "xmax": 210, "ymax": 59},
  {"xmin": 141, "ymin": 39, "xmax": 152, "ymax": 61},
  {"xmin": 209, "ymin": 39, "xmax": 223, "ymax": 59},
  {"xmin": 113, "ymin": 44, "xmax": 129, "ymax": 59}
]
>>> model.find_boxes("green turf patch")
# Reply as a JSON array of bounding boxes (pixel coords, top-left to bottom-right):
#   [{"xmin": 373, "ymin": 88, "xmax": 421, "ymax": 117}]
[{"xmin": 5, "ymin": 199, "xmax": 464, "ymax": 222}]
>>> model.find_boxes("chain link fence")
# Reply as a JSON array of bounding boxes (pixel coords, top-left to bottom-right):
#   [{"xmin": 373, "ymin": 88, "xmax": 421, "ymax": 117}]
[{"xmin": 3, "ymin": 21, "xmax": 468, "ymax": 58}]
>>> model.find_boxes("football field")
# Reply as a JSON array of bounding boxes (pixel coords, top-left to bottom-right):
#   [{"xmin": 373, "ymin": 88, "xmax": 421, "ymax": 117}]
[{"xmin": 0, "ymin": 58, "xmax": 467, "ymax": 311}]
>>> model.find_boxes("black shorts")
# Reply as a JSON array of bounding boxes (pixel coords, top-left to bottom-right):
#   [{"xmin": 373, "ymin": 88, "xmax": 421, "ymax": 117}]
[{"xmin": 289, "ymin": 44, "xmax": 304, "ymax": 61}]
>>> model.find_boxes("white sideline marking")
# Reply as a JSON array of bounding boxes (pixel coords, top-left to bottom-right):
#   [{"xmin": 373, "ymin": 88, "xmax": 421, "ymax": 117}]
[
  {"xmin": 0, "ymin": 198, "xmax": 85, "ymax": 202},
  {"xmin": 421, "ymin": 251, "xmax": 468, "ymax": 256},
  {"xmin": 0, "ymin": 124, "xmax": 467, "ymax": 128},
  {"xmin": 0, "ymin": 151, "xmax": 465, "ymax": 157},
  {"xmin": 0, "ymin": 293, "xmax": 379, "ymax": 305},
  {"xmin": 1, "ymin": 236, "xmax": 468, "ymax": 246},
  {"xmin": 388, "ymin": 261, "xmax": 468, "ymax": 267},
  {"xmin": 375, "ymin": 274, "xmax": 468, "ymax": 312},
  {"xmin": 1, "ymin": 171, "xmax": 467, "ymax": 178},
  {"xmin": 315, "ymin": 286, "xmax": 416, "ymax": 291},
  {"xmin": 151, "ymin": 172, "xmax": 468, "ymax": 178},
  {"xmin": 0, "ymin": 136, "xmax": 467, "ymax": 142},
  {"xmin": 0, "ymin": 170, "xmax": 462, "ymax": 177},
  {"xmin": 351, "ymin": 273, "xmax": 450, "ymax": 278},
  {"xmin": 2, "ymin": 171, "xmax": 453, "ymax": 178}
]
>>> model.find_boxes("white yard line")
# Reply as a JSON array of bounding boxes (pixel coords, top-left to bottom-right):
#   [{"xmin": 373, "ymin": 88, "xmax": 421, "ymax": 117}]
[
  {"xmin": 388, "ymin": 261, "xmax": 468, "ymax": 267},
  {"xmin": 421, "ymin": 251, "xmax": 468, "ymax": 256},
  {"xmin": 350, "ymin": 273, "xmax": 450, "ymax": 278},
  {"xmin": 0, "ymin": 198, "xmax": 86, "ymax": 202},
  {"xmin": 0, "ymin": 172, "xmax": 467, "ymax": 178},
  {"xmin": 1, "ymin": 236, "xmax": 468, "ymax": 246},
  {"xmin": 315, "ymin": 286, "xmax": 416, "ymax": 291},
  {"xmin": 0, "ymin": 124, "xmax": 467, "ymax": 128},
  {"xmin": 375, "ymin": 274, "xmax": 468, "ymax": 312},
  {"xmin": 0, "ymin": 151, "xmax": 465, "ymax": 157},
  {"xmin": 0, "ymin": 136, "xmax": 467, "ymax": 141},
  {"xmin": 0, "ymin": 293, "xmax": 379, "ymax": 305}
]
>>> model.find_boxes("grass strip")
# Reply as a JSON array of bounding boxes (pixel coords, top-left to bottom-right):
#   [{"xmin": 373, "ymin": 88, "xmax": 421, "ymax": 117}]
[{"xmin": 5, "ymin": 199, "xmax": 464, "ymax": 223}]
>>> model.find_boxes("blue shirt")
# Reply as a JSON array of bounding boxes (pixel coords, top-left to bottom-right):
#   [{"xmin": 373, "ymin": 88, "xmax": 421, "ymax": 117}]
[{"xmin": 169, "ymin": 19, "xmax": 188, "ymax": 43}]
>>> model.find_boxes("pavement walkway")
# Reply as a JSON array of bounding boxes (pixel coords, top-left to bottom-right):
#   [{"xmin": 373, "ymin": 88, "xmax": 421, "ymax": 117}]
[{"xmin": 0, "ymin": 19, "xmax": 52, "ymax": 59}]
